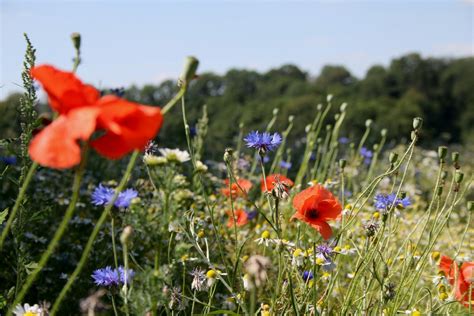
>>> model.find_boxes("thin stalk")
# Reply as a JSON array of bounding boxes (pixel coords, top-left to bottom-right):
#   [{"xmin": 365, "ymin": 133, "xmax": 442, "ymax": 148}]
[{"xmin": 50, "ymin": 151, "xmax": 139, "ymax": 315}]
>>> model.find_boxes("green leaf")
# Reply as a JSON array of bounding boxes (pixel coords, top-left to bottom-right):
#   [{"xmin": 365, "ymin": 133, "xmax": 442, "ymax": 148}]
[
  {"xmin": 0, "ymin": 208, "xmax": 8, "ymax": 225},
  {"xmin": 24, "ymin": 262, "xmax": 39, "ymax": 275}
]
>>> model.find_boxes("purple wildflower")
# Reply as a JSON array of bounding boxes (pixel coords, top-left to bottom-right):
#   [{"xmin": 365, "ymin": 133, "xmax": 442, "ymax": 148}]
[
  {"xmin": 339, "ymin": 137, "xmax": 350, "ymax": 144},
  {"xmin": 302, "ymin": 271, "xmax": 314, "ymax": 281},
  {"xmin": 374, "ymin": 193, "xmax": 411, "ymax": 211},
  {"xmin": 280, "ymin": 160, "xmax": 292, "ymax": 169},
  {"xmin": 92, "ymin": 266, "xmax": 134, "ymax": 287},
  {"xmin": 244, "ymin": 131, "xmax": 282, "ymax": 153},
  {"xmin": 360, "ymin": 147, "xmax": 373, "ymax": 165},
  {"xmin": 91, "ymin": 185, "xmax": 138, "ymax": 208}
]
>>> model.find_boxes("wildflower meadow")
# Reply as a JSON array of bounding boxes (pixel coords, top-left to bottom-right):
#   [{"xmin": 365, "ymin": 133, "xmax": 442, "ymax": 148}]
[{"xmin": 0, "ymin": 32, "xmax": 473, "ymax": 316}]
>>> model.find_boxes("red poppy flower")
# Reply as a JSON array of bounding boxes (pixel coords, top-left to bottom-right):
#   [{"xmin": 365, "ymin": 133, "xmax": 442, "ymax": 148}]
[
  {"xmin": 221, "ymin": 178, "xmax": 253, "ymax": 198},
  {"xmin": 261, "ymin": 174, "xmax": 294, "ymax": 192},
  {"xmin": 439, "ymin": 255, "xmax": 474, "ymax": 307},
  {"xmin": 226, "ymin": 209, "xmax": 249, "ymax": 227},
  {"xmin": 291, "ymin": 184, "xmax": 342, "ymax": 240},
  {"xmin": 29, "ymin": 65, "xmax": 163, "ymax": 169}
]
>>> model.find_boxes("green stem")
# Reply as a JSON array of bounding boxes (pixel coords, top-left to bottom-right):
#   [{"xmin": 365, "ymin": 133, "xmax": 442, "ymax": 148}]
[
  {"xmin": 111, "ymin": 217, "xmax": 119, "ymax": 268},
  {"xmin": 9, "ymin": 148, "xmax": 89, "ymax": 315},
  {"xmin": 50, "ymin": 151, "xmax": 139, "ymax": 315},
  {"xmin": 0, "ymin": 162, "xmax": 38, "ymax": 250}
]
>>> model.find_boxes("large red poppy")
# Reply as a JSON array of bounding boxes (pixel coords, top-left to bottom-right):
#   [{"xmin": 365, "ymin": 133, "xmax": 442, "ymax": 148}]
[
  {"xmin": 261, "ymin": 174, "xmax": 294, "ymax": 192},
  {"xmin": 221, "ymin": 178, "xmax": 253, "ymax": 198},
  {"xmin": 226, "ymin": 209, "xmax": 249, "ymax": 227},
  {"xmin": 291, "ymin": 184, "xmax": 342, "ymax": 240},
  {"xmin": 439, "ymin": 255, "xmax": 473, "ymax": 308},
  {"xmin": 29, "ymin": 65, "xmax": 163, "ymax": 169}
]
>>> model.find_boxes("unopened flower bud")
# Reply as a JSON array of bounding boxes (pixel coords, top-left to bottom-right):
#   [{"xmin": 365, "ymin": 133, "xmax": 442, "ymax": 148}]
[
  {"xmin": 412, "ymin": 117, "xmax": 423, "ymax": 130},
  {"xmin": 365, "ymin": 119, "xmax": 373, "ymax": 128},
  {"xmin": 436, "ymin": 186, "xmax": 443, "ymax": 196},
  {"xmin": 339, "ymin": 159, "xmax": 346, "ymax": 169},
  {"xmin": 451, "ymin": 152, "xmax": 459, "ymax": 167},
  {"xmin": 305, "ymin": 124, "xmax": 311, "ymax": 133},
  {"xmin": 381, "ymin": 129, "xmax": 387, "ymax": 137},
  {"xmin": 272, "ymin": 108, "xmax": 279, "ymax": 116},
  {"xmin": 316, "ymin": 138, "xmax": 322, "ymax": 144},
  {"xmin": 441, "ymin": 171, "xmax": 448, "ymax": 180},
  {"xmin": 288, "ymin": 115, "xmax": 294, "ymax": 123},
  {"xmin": 224, "ymin": 148, "xmax": 234, "ymax": 164},
  {"xmin": 239, "ymin": 122, "xmax": 244, "ymax": 129},
  {"xmin": 389, "ymin": 152, "xmax": 398, "ymax": 164},
  {"xmin": 71, "ymin": 32, "xmax": 81, "ymax": 51},
  {"xmin": 340, "ymin": 102, "xmax": 348, "ymax": 112},
  {"xmin": 326, "ymin": 94, "xmax": 333, "ymax": 103},
  {"xmin": 326, "ymin": 124, "xmax": 332, "ymax": 132},
  {"xmin": 179, "ymin": 56, "xmax": 199, "ymax": 86},
  {"xmin": 317, "ymin": 104, "xmax": 323, "ymax": 111},
  {"xmin": 120, "ymin": 226, "xmax": 133, "ymax": 245},
  {"xmin": 438, "ymin": 146, "xmax": 447, "ymax": 162},
  {"xmin": 467, "ymin": 201, "xmax": 473, "ymax": 211},
  {"xmin": 455, "ymin": 170, "xmax": 464, "ymax": 184},
  {"xmin": 334, "ymin": 113, "xmax": 340, "ymax": 121},
  {"xmin": 373, "ymin": 144, "xmax": 379, "ymax": 151}
]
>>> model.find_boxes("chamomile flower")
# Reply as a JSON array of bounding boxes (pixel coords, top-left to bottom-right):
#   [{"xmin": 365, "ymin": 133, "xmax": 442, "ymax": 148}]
[
  {"xmin": 159, "ymin": 148, "xmax": 190, "ymax": 163},
  {"xmin": 13, "ymin": 304, "xmax": 43, "ymax": 316}
]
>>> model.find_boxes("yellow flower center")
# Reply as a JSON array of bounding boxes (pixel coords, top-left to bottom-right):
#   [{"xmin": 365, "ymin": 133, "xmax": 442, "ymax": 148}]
[
  {"xmin": 24, "ymin": 313, "xmax": 38, "ymax": 316},
  {"xmin": 206, "ymin": 270, "xmax": 217, "ymax": 279},
  {"xmin": 261, "ymin": 230, "xmax": 270, "ymax": 239}
]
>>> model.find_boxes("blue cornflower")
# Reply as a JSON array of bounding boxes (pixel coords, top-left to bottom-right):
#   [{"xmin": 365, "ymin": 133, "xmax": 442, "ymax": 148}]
[
  {"xmin": 263, "ymin": 156, "xmax": 270, "ymax": 163},
  {"xmin": 374, "ymin": 193, "xmax": 411, "ymax": 211},
  {"xmin": 302, "ymin": 271, "xmax": 314, "ymax": 282},
  {"xmin": 244, "ymin": 131, "xmax": 282, "ymax": 153},
  {"xmin": 360, "ymin": 147, "xmax": 373, "ymax": 165},
  {"xmin": 115, "ymin": 189, "xmax": 138, "ymax": 208},
  {"xmin": 246, "ymin": 210, "xmax": 258, "ymax": 220},
  {"xmin": 316, "ymin": 244, "xmax": 334, "ymax": 258},
  {"xmin": 1, "ymin": 156, "xmax": 17, "ymax": 165},
  {"xmin": 92, "ymin": 266, "xmax": 134, "ymax": 287},
  {"xmin": 339, "ymin": 137, "xmax": 350, "ymax": 144},
  {"xmin": 280, "ymin": 160, "xmax": 292, "ymax": 170},
  {"xmin": 91, "ymin": 184, "xmax": 138, "ymax": 208}
]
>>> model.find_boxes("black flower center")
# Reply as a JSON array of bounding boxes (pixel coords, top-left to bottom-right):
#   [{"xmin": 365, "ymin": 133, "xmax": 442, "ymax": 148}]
[{"xmin": 306, "ymin": 209, "xmax": 319, "ymax": 219}]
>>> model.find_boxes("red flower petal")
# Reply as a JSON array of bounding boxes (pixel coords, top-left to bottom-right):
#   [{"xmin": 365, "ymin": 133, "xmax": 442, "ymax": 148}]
[
  {"xmin": 31, "ymin": 65, "xmax": 99, "ymax": 114},
  {"xmin": 261, "ymin": 174, "xmax": 294, "ymax": 192},
  {"xmin": 310, "ymin": 220, "xmax": 333, "ymax": 240},
  {"xmin": 91, "ymin": 96, "xmax": 163, "ymax": 159}
]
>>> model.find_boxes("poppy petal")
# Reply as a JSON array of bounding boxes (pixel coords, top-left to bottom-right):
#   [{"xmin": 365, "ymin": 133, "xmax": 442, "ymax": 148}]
[
  {"xmin": 318, "ymin": 199, "xmax": 343, "ymax": 220},
  {"xmin": 31, "ymin": 65, "xmax": 99, "ymax": 114},
  {"xmin": 310, "ymin": 220, "xmax": 333, "ymax": 240},
  {"xmin": 91, "ymin": 97, "xmax": 163, "ymax": 159}
]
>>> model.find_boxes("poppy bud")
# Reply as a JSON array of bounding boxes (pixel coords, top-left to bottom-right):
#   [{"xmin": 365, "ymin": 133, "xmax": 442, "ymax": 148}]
[
  {"xmin": 437, "ymin": 146, "xmax": 447, "ymax": 162},
  {"xmin": 455, "ymin": 170, "xmax": 464, "ymax": 184},
  {"xmin": 317, "ymin": 104, "xmax": 323, "ymax": 111},
  {"xmin": 412, "ymin": 117, "xmax": 423, "ymax": 130},
  {"xmin": 305, "ymin": 124, "xmax": 311, "ymax": 133},
  {"xmin": 71, "ymin": 32, "xmax": 81, "ymax": 51},
  {"xmin": 288, "ymin": 115, "xmax": 294, "ymax": 123},
  {"xmin": 316, "ymin": 138, "xmax": 322, "ymax": 144},
  {"xmin": 373, "ymin": 144, "xmax": 379, "ymax": 151},
  {"xmin": 340, "ymin": 102, "xmax": 348, "ymax": 112},
  {"xmin": 120, "ymin": 226, "xmax": 133, "ymax": 245},
  {"xmin": 239, "ymin": 122, "xmax": 244, "ymax": 129},
  {"xmin": 326, "ymin": 124, "xmax": 332, "ymax": 132},
  {"xmin": 467, "ymin": 201, "xmax": 473, "ymax": 211},
  {"xmin": 436, "ymin": 186, "xmax": 443, "ymax": 196},
  {"xmin": 389, "ymin": 152, "xmax": 398, "ymax": 164},
  {"xmin": 381, "ymin": 129, "xmax": 387, "ymax": 137},
  {"xmin": 334, "ymin": 113, "xmax": 340, "ymax": 121},
  {"xmin": 451, "ymin": 152, "xmax": 460, "ymax": 169},
  {"xmin": 441, "ymin": 171, "xmax": 448, "ymax": 180},
  {"xmin": 224, "ymin": 148, "xmax": 233, "ymax": 164},
  {"xmin": 272, "ymin": 108, "xmax": 279, "ymax": 116},
  {"xmin": 326, "ymin": 94, "xmax": 333, "ymax": 103},
  {"xmin": 339, "ymin": 159, "xmax": 346, "ymax": 169},
  {"xmin": 179, "ymin": 56, "xmax": 199, "ymax": 86},
  {"xmin": 365, "ymin": 119, "xmax": 373, "ymax": 128}
]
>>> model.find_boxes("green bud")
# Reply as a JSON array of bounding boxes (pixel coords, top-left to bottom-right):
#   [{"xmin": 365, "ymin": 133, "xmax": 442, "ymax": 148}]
[
  {"xmin": 316, "ymin": 138, "xmax": 322, "ymax": 144},
  {"xmin": 340, "ymin": 102, "xmax": 348, "ymax": 112},
  {"xmin": 317, "ymin": 104, "xmax": 323, "ymax": 111},
  {"xmin": 455, "ymin": 170, "xmax": 464, "ymax": 184},
  {"xmin": 373, "ymin": 144, "xmax": 379, "ymax": 151},
  {"xmin": 438, "ymin": 146, "xmax": 447, "ymax": 161},
  {"xmin": 467, "ymin": 201, "xmax": 474, "ymax": 211},
  {"xmin": 120, "ymin": 226, "xmax": 133, "ymax": 245},
  {"xmin": 413, "ymin": 117, "xmax": 423, "ymax": 130},
  {"xmin": 326, "ymin": 94, "xmax": 333, "ymax": 103},
  {"xmin": 305, "ymin": 124, "xmax": 312, "ymax": 133},
  {"xmin": 224, "ymin": 148, "xmax": 234, "ymax": 163},
  {"xmin": 451, "ymin": 152, "xmax": 459, "ymax": 163},
  {"xmin": 273, "ymin": 108, "xmax": 279, "ymax": 116},
  {"xmin": 389, "ymin": 152, "xmax": 398, "ymax": 164},
  {"xmin": 239, "ymin": 122, "xmax": 244, "ymax": 129},
  {"xmin": 441, "ymin": 171, "xmax": 448, "ymax": 180},
  {"xmin": 326, "ymin": 124, "xmax": 332, "ymax": 131},
  {"xmin": 334, "ymin": 113, "xmax": 340, "ymax": 121},
  {"xmin": 71, "ymin": 32, "xmax": 81, "ymax": 51},
  {"xmin": 381, "ymin": 129, "xmax": 387, "ymax": 137},
  {"xmin": 339, "ymin": 159, "xmax": 347, "ymax": 169},
  {"xmin": 436, "ymin": 186, "xmax": 443, "ymax": 196},
  {"xmin": 179, "ymin": 56, "xmax": 199, "ymax": 85},
  {"xmin": 288, "ymin": 115, "xmax": 294, "ymax": 123},
  {"xmin": 365, "ymin": 119, "xmax": 373, "ymax": 128},
  {"xmin": 350, "ymin": 142, "xmax": 355, "ymax": 149}
]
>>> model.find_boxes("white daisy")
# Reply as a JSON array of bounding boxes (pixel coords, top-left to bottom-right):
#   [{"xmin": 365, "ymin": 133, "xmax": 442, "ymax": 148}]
[
  {"xmin": 13, "ymin": 304, "xmax": 43, "ymax": 316},
  {"xmin": 159, "ymin": 148, "xmax": 190, "ymax": 163}
]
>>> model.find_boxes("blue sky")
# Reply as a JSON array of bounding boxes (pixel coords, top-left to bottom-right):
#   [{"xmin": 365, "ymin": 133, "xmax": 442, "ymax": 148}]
[{"xmin": 1, "ymin": 0, "xmax": 472, "ymax": 99}]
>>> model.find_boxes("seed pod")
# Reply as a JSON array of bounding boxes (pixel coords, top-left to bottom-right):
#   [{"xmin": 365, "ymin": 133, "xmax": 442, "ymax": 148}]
[
  {"xmin": 71, "ymin": 32, "xmax": 81, "ymax": 51},
  {"xmin": 340, "ymin": 102, "xmax": 348, "ymax": 112},
  {"xmin": 389, "ymin": 152, "xmax": 398, "ymax": 164},
  {"xmin": 412, "ymin": 117, "xmax": 423, "ymax": 130},
  {"xmin": 438, "ymin": 146, "xmax": 447, "ymax": 162},
  {"xmin": 179, "ymin": 56, "xmax": 199, "ymax": 85},
  {"xmin": 381, "ymin": 129, "xmax": 387, "ymax": 137},
  {"xmin": 455, "ymin": 170, "xmax": 464, "ymax": 184},
  {"xmin": 365, "ymin": 119, "xmax": 373, "ymax": 128}
]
